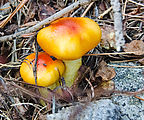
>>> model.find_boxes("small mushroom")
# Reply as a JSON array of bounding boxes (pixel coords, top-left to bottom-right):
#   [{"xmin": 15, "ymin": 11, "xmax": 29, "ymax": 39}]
[
  {"xmin": 20, "ymin": 52, "xmax": 65, "ymax": 106},
  {"xmin": 20, "ymin": 52, "xmax": 65, "ymax": 87},
  {"xmin": 37, "ymin": 17, "xmax": 101, "ymax": 87}
]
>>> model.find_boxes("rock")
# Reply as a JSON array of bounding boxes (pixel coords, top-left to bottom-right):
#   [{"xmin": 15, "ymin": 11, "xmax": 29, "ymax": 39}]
[
  {"xmin": 46, "ymin": 62, "xmax": 144, "ymax": 120},
  {"xmin": 111, "ymin": 62, "xmax": 144, "ymax": 120},
  {"xmin": 46, "ymin": 99, "xmax": 121, "ymax": 120}
]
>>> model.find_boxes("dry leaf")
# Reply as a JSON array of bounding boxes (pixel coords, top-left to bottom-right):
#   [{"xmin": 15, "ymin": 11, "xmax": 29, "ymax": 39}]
[
  {"xmin": 100, "ymin": 25, "xmax": 116, "ymax": 49},
  {"xmin": 24, "ymin": 2, "xmax": 37, "ymax": 23},
  {"xmin": 4, "ymin": 24, "xmax": 18, "ymax": 34},
  {"xmin": 92, "ymin": 80, "xmax": 115, "ymax": 100},
  {"xmin": 99, "ymin": 2, "xmax": 107, "ymax": 11},
  {"xmin": 78, "ymin": 80, "xmax": 115, "ymax": 102},
  {"xmin": 124, "ymin": 40, "xmax": 144, "ymax": 55},
  {"xmin": 95, "ymin": 60, "xmax": 116, "ymax": 81},
  {"xmin": 0, "ymin": 55, "xmax": 7, "ymax": 64},
  {"xmin": 38, "ymin": 4, "xmax": 56, "ymax": 21}
]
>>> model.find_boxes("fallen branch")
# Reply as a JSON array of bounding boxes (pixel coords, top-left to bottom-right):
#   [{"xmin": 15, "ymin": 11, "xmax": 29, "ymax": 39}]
[
  {"xmin": 110, "ymin": 0, "xmax": 125, "ymax": 51},
  {"xmin": 0, "ymin": 0, "xmax": 92, "ymax": 42}
]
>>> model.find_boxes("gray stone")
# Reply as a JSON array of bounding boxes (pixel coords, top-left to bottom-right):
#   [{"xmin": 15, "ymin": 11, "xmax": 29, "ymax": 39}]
[
  {"xmin": 46, "ymin": 62, "xmax": 144, "ymax": 120},
  {"xmin": 47, "ymin": 99, "xmax": 121, "ymax": 120},
  {"xmin": 111, "ymin": 62, "xmax": 144, "ymax": 120}
]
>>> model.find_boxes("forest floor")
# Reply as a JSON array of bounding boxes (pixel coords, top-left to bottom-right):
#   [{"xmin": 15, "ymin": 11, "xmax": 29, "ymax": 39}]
[{"xmin": 0, "ymin": 0, "xmax": 144, "ymax": 119}]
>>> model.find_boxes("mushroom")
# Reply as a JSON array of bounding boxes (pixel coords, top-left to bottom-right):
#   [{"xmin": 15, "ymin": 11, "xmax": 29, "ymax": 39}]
[
  {"xmin": 20, "ymin": 52, "xmax": 65, "ymax": 105},
  {"xmin": 37, "ymin": 17, "xmax": 101, "ymax": 87},
  {"xmin": 20, "ymin": 52, "xmax": 65, "ymax": 87}
]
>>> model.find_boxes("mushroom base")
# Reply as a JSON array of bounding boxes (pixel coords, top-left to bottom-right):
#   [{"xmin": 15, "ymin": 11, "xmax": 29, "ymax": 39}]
[
  {"xmin": 63, "ymin": 58, "xmax": 82, "ymax": 87},
  {"xmin": 38, "ymin": 82, "xmax": 58, "ymax": 106}
]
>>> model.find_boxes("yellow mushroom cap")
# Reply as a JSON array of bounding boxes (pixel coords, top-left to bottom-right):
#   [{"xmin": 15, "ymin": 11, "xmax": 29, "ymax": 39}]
[
  {"xmin": 20, "ymin": 52, "xmax": 65, "ymax": 87},
  {"xmin": 37, "ymin": 17, "xmax": 101, "ymax": 60}
]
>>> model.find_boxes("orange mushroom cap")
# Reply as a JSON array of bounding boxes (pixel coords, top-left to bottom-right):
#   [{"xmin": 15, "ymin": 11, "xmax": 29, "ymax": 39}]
[
  {"xmin": 37, "ymin": 17, "xmax": 101, "ymax": 60},
  {"xmin": 20, "ymin": 52, "xmax": 65, "ymax": 87}
]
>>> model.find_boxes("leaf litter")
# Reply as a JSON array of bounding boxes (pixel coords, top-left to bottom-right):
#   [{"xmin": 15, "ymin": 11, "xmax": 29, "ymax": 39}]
[{"xmin": 0, "ymin": 0, "xmax": 144, "ymax": 119}]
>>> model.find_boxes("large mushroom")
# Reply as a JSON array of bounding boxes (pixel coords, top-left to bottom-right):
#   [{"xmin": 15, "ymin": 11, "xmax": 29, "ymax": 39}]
[{"xmin": 37, "ymin": 17, "xmax": 101, "ymax": 87}]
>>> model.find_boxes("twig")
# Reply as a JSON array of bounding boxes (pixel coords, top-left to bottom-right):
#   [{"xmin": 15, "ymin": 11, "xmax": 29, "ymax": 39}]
[
  {"xmin": 0, "ymin": 0, "xmax": 92, "ymax": 42},
  {"xmin": 11, "ymin": 103, "xmax": 42, "ymax": 109},
  {"xmin": 52, "ymin": 95, "xmax": 56, "ymax": 114},
  {"xmin": 12, "ymin": 39, "xmax": 17, "ymax": 62},
  {"xmin": 123, "ymin": 13, "xmax": 144, "ymax": 18},
  {"xmin": 21, "ymin": 32, "xmax": 36, "ymax": 37},
  {"xmin": 0, "ymin": 0, "xmax": 29, "ymax": 28},
  {"xmin": 0, "ymin": 63, "xmax": 20, "ymax": 68},
  {"xmin": 0, "ymin": 6, "xmax": 11, "ymax": 10},
  {"xmin": 20, "ymin": 21, "xmax": 38, "ymax": 27},
  {"xmin": 134, "ymin": 96, "xmax": 144, "ymax": 101},
  {"xmin": 33, "ymin": 106, "xmax": 47, "ymax": 120},
  {"xmin": 114, "ymin": 88, "xmax": 144, "ymax": 96},
  {"xmin": 122, "ymin": 0, "xmax": 128, "ymax": 19},
  {"xmin": 33, "ymin": 40, "xmax": 38, "ymax": 85},
  {"xmin": 81, "ymin": 2, "xmax": 94, "ymax": 17},
  {"xmin": 110, "ymin": 59, "xmax": 140, "ymax": 63},
  {"xmin": 85, "ymin": 78, "xmax": 94, "ymax": 99},
  {"xmin": 108, "ymin": 64, "xmax": 144, "ymax": 68},
  {"xmin": 7, "ymin": 48, "xmax": 30, "ymax": 58},
  {"xmin": 70, "ymin": 7, "xmax": 82, "ymax": 17},
  {"xmin": 110, "ymin": 0, "xmax": 125, "ymax": 51},
  {"xmin": 128, "ymin": 0, "xmax": 144, "ymax": 7},
  {"xmin": 84, "ymin": 52, "xmax": 136, "ymax": 56},
  {"xmin": 98, "ymin": 6, "xmax": 113, "ymax": 19}
]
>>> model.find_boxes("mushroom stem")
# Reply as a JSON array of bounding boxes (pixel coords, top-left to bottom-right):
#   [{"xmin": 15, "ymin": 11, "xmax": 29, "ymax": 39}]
[
  {"xmin": 38, "ymin": 82, "xmax": 58, "ymax": 106},
  {"xmin": 63, "ymin": 58, "xmax": 82, "ymax": 87}
]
